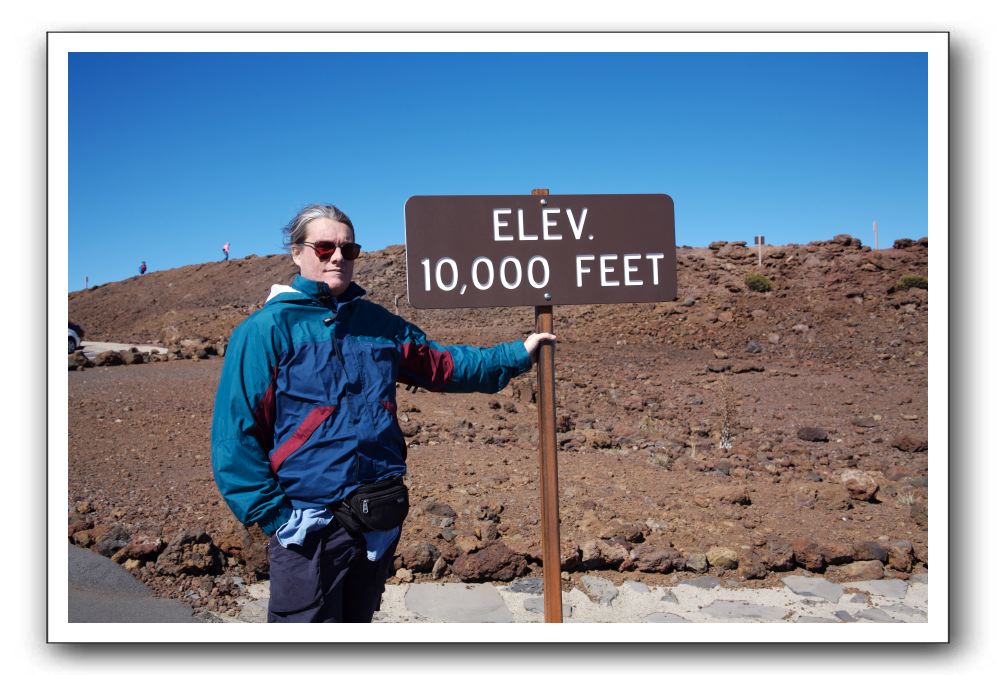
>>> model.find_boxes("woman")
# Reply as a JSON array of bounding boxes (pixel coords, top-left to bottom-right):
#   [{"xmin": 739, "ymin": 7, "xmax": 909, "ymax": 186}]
[{"xmin": 211, "ymin": 203, "xmax": 554, "ymax": 622}]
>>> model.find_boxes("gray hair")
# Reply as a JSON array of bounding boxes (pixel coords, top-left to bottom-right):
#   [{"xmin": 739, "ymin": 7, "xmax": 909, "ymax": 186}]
[{"xmin": 283, "ymin": 203, "xmax": 355, "ymax": 249}]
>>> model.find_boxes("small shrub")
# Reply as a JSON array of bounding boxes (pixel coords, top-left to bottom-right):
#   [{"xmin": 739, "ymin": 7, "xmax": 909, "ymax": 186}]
[
  {"xmin": 744, "ymin": 272, "xmax": 772, "ymax": 293},
  {"xmin": 896, "ymin": 490, "xmax": 917, "ymax": 506},
  {"xmin": 649, "ymin": 452, "xmax": 673, "ymax": 470},
  {"xmin": 898, "ymin": 275, "xmax": 928, "ymax": 290}
]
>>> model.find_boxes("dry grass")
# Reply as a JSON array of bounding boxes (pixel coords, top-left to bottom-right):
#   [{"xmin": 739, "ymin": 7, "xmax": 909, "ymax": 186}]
[
  {"xmin": 897, "ymin": 490, "xmax": 918, "ymax": 506},
  {"xmin": 717, "ymin": 378, "xmax": 737, "ymax": 450}
]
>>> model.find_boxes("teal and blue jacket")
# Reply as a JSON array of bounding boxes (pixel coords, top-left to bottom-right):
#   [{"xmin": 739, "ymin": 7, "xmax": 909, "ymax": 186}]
[{"xmin": 211, "ymin": 275, "xmax": 532, "ymax": 535}]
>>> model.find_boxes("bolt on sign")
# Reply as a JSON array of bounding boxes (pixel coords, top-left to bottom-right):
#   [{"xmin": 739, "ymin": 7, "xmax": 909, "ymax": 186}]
[{"xmin": 404, "ymin": 194, "xmax": 677, "ymax": 309}]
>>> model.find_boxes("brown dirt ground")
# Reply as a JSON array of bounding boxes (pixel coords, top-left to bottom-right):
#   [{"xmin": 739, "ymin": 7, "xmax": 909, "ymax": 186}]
[{"xmin": 67, "ymin": 236, "xmax": 929, "ymax": 616}]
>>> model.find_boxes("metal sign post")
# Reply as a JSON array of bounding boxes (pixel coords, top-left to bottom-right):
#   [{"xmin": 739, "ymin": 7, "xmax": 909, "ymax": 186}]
[{"xmin": 531, "ymin": 188, "xmax": 563, "ymax": 622}]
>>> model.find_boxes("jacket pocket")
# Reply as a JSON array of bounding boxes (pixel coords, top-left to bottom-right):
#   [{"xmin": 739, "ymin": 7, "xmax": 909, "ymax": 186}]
[{"xmin": 269, "ymin": 405, "xmax": 336, "ymax": 472}]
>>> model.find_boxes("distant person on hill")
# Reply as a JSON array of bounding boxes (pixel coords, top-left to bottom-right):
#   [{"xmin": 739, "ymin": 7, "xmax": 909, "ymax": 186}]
[
  {"xmin": 211, "ymin": 203, "xmax": 555, "ymax": 623},
  {"xmin": 222, "ymin": 241, "xmax": 230, "ymax": 261},
  {"xmin": 139, "ymin": 260, "xmax": 147, "ymax": 275}
]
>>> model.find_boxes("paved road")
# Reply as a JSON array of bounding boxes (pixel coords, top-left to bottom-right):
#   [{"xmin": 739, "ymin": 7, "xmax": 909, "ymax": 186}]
[{"xmin": 68, "ymin": 544, "xmax": 204, "ymax": 623}]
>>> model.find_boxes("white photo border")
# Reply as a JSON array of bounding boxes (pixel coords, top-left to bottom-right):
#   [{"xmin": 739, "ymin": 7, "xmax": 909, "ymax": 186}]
[{"xmin": 49, "ymin": 30, "xmax": 948, "ymax": 644}]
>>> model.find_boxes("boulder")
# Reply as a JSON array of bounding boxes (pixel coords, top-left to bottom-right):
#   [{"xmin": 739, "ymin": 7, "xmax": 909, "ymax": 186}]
[
  {"xmin": 72, "ymin": 524, "xmax": 109, "ymax": 548},
  {"xmin": 473, "ymin": 502, "xmax": 503, "ymax": 522},
  {"xmin": 820, "ymin": 541, "xmax": 855, "ymax": 566},
  {"xmin": 94, "ymin": 524, "xmax": 131, "ymax": 557},
  {"xmin": 68, "ymin": 352, "xmax": 91, "ymax": 370},
  {"xmin": 887, "ymin": 540, "xmax": 914, "ymax": 573},
  {"xmin": 583, "ymin": 429, "xmax": 614, "ymax": 449},
  {"xmin": 709, "ymin": 485, "xmax": 751, "ymax": 505},
  {"xmin": 560, "ymin": 542, "xmax": 583, "ymax": 571},
  {"xmin": 121, "ymin": 534, "xmax": 165, "ymax": 561},
  {"xmin": 580, "ymin": 539, "xmax": 628, "ymax": 570},
  {"xmin": 455, "ymin": 534, "xmax": 481, "ymax": 555},
  {"xmin": 683, "ymin": 552, "xmax": 709, "ymax": 573},
  {"xmin": 797, "ymin": 427, "xmax": 829, "ymax": 442},
  {"xmin": 214, "ymin": 522, "xmax": 269, "ymax": 580},
  {"xmin": 431, "ymin": 556, "xmax": 447, "ymax": 579},
  {"xmin": 423, "ymin": 501, "xmax": 457, "ymax": 519},
  {"xmin": 476, "ymin": 520, "xmax": 499, "ymax": 542},
  {"xmin": 853, "ymin": 540, "xmax": 889, "ymax": 563},
  {"xmin": 891, "ymin": 434, "xmax": 927, "ymax": 453},
  {"xmin": 598, "ymin": 537, "xmax": 630, "ymax": 569},
  {"xmin": 841, "ymin": 469, "xmax": 879, "ymax": 502},
  {"xmin": 93, "ymin": 351, "xmax": 125, "ymax": 366},
  {"xmin": 630, "ymin": 544, "xmax": 684, "ymax": 573},
  {"xmin": 400, "ymin": 542, "xmax": 440, "ymax": 572},
  {"xmin": 791, "ymin": 538, "xmax": 825, "ymax": 572},
  {"xmin": 737, "ymin": 552, "xmax": 768, "ymax": 580},
  {"xmin": 706, "ymin": 546, "xmax": 739, "ymax": 570},
  {"xmin": 67, "ymin": 512, "xmax": 92, "ymax": 537},
  {"xmin": 593, "ymin": 519, "xmax": 645, "ymax": 543},
  {"xmin": 761, "ymin": 538, "xmax": 795, "ymax": 571},
  {"xmin": 450, "ymin": 542, "xmax": 527, "ymax": 582},
  {"xmin": 828, "ymin": 560, "xmax": 885, "ymax": 582},
  {"xmin": 155, "ymin": 531, "xmax": 223, "ymax": 576}
]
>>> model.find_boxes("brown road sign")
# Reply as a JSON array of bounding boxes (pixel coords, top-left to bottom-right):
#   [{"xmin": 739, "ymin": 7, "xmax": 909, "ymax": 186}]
[{"xmin": 404, "ymin": 194, "xmax": 677, "ymax": 309}]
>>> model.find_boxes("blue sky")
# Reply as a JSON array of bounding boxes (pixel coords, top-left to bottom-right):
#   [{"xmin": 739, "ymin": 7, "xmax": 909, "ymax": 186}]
[{"xmin": 68, "ymin": 51, "xmax": 926, "ymax": 291}]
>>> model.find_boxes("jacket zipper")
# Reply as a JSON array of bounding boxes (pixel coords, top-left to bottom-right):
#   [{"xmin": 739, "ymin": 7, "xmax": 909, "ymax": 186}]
[
  {"xmin": 332, "ymin": 332, "xmax": 344, "ymax": 364},
  {"xmin": 327, "ymin": 314, "xmax": 344, "ymax": 365}
]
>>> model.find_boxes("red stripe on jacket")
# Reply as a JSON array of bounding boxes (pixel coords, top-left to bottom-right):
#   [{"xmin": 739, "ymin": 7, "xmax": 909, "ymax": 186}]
[
  {"xmin": 399, "ymin": 342, "xmax": 454, "ymax": 391},
  {"xmin": 269, "ymin": 406, "xmax": 337, "ymax": 472},
  {"xmin": 249, "ymin": 365, "xmax": 279, "ymax": 452}
]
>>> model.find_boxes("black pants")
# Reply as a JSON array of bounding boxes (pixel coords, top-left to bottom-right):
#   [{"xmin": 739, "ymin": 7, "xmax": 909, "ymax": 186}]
[{"xmin": 267, "ymin": 521, "xmax": 399, "ymax": 623}]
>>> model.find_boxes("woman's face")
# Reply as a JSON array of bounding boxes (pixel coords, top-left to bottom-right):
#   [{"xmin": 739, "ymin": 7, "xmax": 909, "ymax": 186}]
[{"xmin": 291, "ymin": 217, "xmax": 355, "ymax": 296}]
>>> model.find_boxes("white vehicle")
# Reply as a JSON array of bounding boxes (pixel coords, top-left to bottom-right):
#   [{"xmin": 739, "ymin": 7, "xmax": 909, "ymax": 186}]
[{"xmin": 69, "ymin": 322, "xmax": 84, "ymax": 354}]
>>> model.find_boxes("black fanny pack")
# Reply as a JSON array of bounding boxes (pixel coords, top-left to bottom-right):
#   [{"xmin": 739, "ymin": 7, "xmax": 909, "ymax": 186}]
[{"xmin": 332, "ymin": 474, "xmax": 409, "ymax": 534}]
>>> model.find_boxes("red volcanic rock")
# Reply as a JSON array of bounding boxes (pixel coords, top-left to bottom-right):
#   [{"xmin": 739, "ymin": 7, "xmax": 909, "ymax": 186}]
[{"xmin": 450, "ymin": 542, "xmax": 527, "ymax": 582}]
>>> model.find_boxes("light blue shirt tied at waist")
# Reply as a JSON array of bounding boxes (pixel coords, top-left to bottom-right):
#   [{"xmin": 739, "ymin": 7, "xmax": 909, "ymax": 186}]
[{"xmin": 275, "ymin": 507, "xmax": 400, "ymax": 561}]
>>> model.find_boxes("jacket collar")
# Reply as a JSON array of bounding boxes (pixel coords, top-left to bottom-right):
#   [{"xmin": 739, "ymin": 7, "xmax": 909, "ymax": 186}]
[{"xmin": 290, "ymin": 275, "xmax": 366, "ymax": 307}]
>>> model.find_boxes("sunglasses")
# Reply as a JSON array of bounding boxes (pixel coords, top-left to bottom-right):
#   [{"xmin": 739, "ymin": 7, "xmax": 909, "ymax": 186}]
[{"xmin": 301, "ymin": 240, "xmax": 362, "ymax": 261}]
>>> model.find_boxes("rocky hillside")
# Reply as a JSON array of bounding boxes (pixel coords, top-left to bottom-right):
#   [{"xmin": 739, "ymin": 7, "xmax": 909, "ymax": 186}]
[
  {"xmin": 67, "ymin": 234, "xmax": 929, "ymax": 618},
  {"xmin": 69, "ymin": 236, "xmax": 928, "ymax": 368}
]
